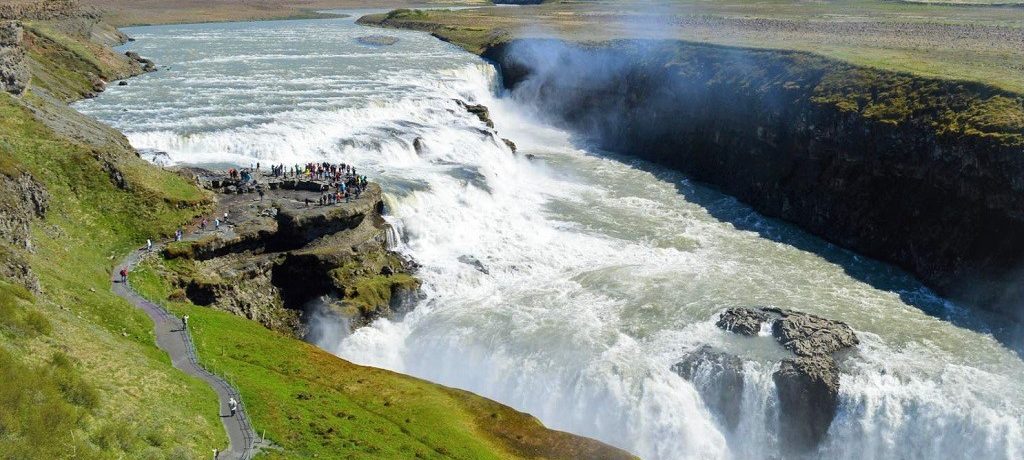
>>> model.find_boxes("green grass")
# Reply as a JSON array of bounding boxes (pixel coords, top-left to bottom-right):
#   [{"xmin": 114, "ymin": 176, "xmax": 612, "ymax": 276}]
[
  {"xmin": 1, "ymin": 65, "xmax": 224, "ymax": 458},
  {"xmin": 132, "ymin": 256, "xmax": 634, "ymax": 460}
]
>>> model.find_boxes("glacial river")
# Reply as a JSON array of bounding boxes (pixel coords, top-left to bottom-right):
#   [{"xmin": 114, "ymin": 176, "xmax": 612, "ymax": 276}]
[{"xmin": 76, "ymin": 12, "xmax": 1024, "ymax": 460}]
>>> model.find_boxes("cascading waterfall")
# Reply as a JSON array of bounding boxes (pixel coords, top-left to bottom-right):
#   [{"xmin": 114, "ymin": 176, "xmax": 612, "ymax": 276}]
[{"xmin": 75, "ymin": 13, "xmax": 1024, "ymax": 460}]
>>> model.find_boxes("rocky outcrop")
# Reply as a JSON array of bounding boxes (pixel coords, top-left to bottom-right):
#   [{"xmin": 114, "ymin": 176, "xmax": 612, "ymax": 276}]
[
  {"xmin": 715, "ymin": 307, "xmax": 769, "ymax": 336},
  {"xmin": 714, "ymin": 307, "xmax": 858, "ymax": 451},
  {"xmin": 161, "ymin": 175, "xmax": 418, "ymax": 336},
  {"xmin": 0, "ymin": 172, "xmax": 50, "ymax": 292},
  {"xmin": 124, "ymin": 51, "xmax": 156, "ymax": 73},
  {"xmin": 483, "ymin": 38, "xmax": 1024, "ymax": 322},
  {"xmin": 671, "ymin": 345, "xmax": 745, "ymax": 430},
  {"xmin": 458, "ymin": 100, "xmax": 495, "ymax": 128},
  {"xmin": 0, "ymin": 21, "xmax": 29, "ymax": 95}
]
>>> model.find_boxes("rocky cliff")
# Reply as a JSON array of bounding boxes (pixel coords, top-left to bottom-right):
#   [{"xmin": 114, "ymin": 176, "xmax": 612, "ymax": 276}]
[{"xmin": 482, "ymin": 39, "xmax": 1024, "ymax": 322}]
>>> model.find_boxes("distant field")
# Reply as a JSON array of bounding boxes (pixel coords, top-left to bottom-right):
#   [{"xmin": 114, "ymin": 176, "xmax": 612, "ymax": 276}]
[
  {"xmin": 363, "ymin": 0, "xmax": 1024, "ymax": 94},
  {"xmin": 78, "ymin": 0, "xmax": 487, "ymax": 26}
]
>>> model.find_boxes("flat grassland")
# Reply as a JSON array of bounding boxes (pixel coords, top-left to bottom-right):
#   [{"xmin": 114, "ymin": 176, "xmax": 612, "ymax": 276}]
[
  {"xmin": 363, "ymin": 0, "xmax": 1024, "ymax": 94},
  {"xmin": 73, "ymin": 0, "xmax": 486, "ymax": 26}
]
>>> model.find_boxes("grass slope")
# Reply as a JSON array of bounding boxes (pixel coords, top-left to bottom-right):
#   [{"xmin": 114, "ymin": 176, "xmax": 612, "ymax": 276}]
[
  {"xmin": 0, "ymin": 86, "xmax": 225, "ymax": 458},
  {"xmin": 133, "ymin": 256, "xmax": 635, "ymax": 460}
]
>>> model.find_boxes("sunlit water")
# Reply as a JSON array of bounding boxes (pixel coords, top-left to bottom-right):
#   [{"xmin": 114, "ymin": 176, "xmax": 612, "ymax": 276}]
[{"xmin": 76, "ymin": 12, "xmax": 1024, "ymax": 459}]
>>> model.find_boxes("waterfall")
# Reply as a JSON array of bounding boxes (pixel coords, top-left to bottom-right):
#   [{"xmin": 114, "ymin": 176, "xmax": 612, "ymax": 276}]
[{"xmin": 75, "ymin": 15, "xmax": 1024, "ymax": 460}]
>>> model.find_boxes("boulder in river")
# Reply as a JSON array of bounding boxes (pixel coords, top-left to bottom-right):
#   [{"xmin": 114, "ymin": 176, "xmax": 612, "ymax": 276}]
[
  {"xmin": 502, "ymin": 137, "xmax": 517, "ymax": 153},
  {"xmin": 771, "ymin": 309, "xmax": 860, "ymax": 357},
  {"xmin": 671, "ymin": 345, "xmax": 745, "ymax": 430},
  {"xmin": 356, "ymin": 35, "xmax": 400, "ymax": 46},
  {"xmin": 711, "ymin": 306, "xmax": 859, "ymax": 451},
  {"xmin": 773, "ymin": 356, "xmax": 841, "ymax": 452},
  {"xmin": 716, "ymin": 307, "xmax": 769, "ymax": 336}
]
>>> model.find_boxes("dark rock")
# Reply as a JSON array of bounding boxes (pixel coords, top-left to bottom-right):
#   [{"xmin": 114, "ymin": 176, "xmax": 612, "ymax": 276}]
[
  {"xmin": 502, "ymin": 138, "xmax": 517, "ymax": 153},
  {"xmin": 118, "ymin": 80, "xmax": 127, "ymax": 86},
  {"xmin": 91, "ymin": 77, "xmax": 105, "ymax": 92},
  {"xmin": 671, "ymin": 345, "xmax": 744, "ymax": 430},
  {"xmin": 413, "ymin": 137, "xmax": 426, "ymax": 154},
  {"xmin": 773, "ymin": 356, "xmax": 841, "ymax": 452},
  {"xmin": 716, "ymin": 307, "xmax": 769, "ymax": 336},
  {"xmin": 457, "ymin": 100, "xmax": 495, "ymax": 128},
  {"xmin": 457, "ymin": 255, "xmax": 489, "ymax": 275},
  {"xmin": 772, "ymin": 310, "xmax": 859, "ymax": 357}
]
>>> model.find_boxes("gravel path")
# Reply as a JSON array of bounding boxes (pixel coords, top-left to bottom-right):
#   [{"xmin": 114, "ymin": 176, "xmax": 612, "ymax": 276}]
[{"xmin": 112, "ymin": 246, "xmax": 257, "ymax": 460}]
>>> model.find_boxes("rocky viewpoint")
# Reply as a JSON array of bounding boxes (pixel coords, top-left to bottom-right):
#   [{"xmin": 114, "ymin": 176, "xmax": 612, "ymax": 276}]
[
  {"xmin": 674, "ymin": 307, "xmax": 859, "ymax": 453},
  {"xmin": 157, "ymin": 167, "xmax": 418, "ymax": 339}
]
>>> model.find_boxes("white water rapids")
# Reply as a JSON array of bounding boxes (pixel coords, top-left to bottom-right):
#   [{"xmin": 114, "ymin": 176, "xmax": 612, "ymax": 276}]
[{"xmin": 75, "ymin": 12, "xmax": 1024, "ymax": 459}]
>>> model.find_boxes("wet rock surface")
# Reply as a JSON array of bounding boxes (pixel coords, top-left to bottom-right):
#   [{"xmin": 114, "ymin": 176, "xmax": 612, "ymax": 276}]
[
  {"xmin": 706, "ymin": 306, "xmax": 859, "ymax": 451},
  {"xmin": 773, "ymin": 356, "xmax": 842, "ymax": 453},
  {"xmin": 772, "ymin": 309, "xmax": 860, "ymax": 357},
  {"xmin": 671, "ymin": 345, "xmax": 745, "ymax": 430},
  {"xmin": 716, "ymin": 307, "xmax": 769, "ymax": 336}
]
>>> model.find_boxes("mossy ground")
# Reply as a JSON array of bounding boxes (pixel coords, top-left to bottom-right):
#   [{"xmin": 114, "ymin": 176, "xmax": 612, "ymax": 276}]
[{"xmin": 132, "ymin": 256, "xmax": 634, "ymax": 460}]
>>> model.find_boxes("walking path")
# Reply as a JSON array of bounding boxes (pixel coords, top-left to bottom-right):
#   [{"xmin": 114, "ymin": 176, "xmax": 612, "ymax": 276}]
[{"xmin": 112, "ymin": 245, "xmax": 257, "ymax": 460}]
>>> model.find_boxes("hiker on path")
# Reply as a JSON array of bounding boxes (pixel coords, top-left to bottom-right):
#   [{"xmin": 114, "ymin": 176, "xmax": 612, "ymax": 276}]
[
  {"xmin": 214, "ymin": 218, "xmax": 220, "ymax": 230},
  {"xmin": 229, "ymin": 397, "xmax": 238, "ymax": 417},
  {"xmin": 119, "ymin": 268, "xmax": 128, "ymax": 284},
  {"xmin": 182, "ymin": 314, "xmax": 189, "ymax": 330},
  {"xmin": 146, "ymin": 239, "xmax": 153, "ymax": 252}
]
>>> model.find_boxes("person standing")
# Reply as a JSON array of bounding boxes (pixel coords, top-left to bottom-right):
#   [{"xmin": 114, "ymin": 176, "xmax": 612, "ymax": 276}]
[
  {"xmin": 214, "ymin": 218, "xmax": 220, "ymax": 230},
  {"xmin": 146, "ymin": 239, "xmax": 153, "ymax": 252},
  {"xmin": 119, "ymin": 268, "xmax": 128, "ymax": 284},
  {"xmin": 229, "ymin": 397, "xmax": 238, "ymax": 417},
  {"xmin": 182, "ymin": 314, "xmax": 189, "ymax": 331}
]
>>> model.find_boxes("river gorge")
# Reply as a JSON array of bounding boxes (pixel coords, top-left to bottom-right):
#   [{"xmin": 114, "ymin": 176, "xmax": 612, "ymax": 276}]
[{"xmin": 74, "ymin": 12, "xmax": 1024, "ymax": 460}]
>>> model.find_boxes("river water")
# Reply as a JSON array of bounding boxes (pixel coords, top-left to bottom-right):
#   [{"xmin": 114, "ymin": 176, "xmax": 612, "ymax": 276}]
[{"xmin": 75, "ymin": 12, "xmax": 1024, "ymax": 460}]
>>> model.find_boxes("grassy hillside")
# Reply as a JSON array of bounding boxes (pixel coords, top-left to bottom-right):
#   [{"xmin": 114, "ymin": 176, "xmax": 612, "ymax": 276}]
[
  {"xmin": 0, "ymin": 55, "xmax": 225, "ymax": 460},
  {"xmin": 133, "ymin": 257, "xmax": 634, "ymax": 459}
]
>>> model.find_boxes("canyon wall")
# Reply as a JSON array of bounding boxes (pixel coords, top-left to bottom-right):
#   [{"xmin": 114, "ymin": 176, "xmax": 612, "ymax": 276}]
[{"xmin": 483, "ymin": 39, "xmax": 1024, "ymax": 321}]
